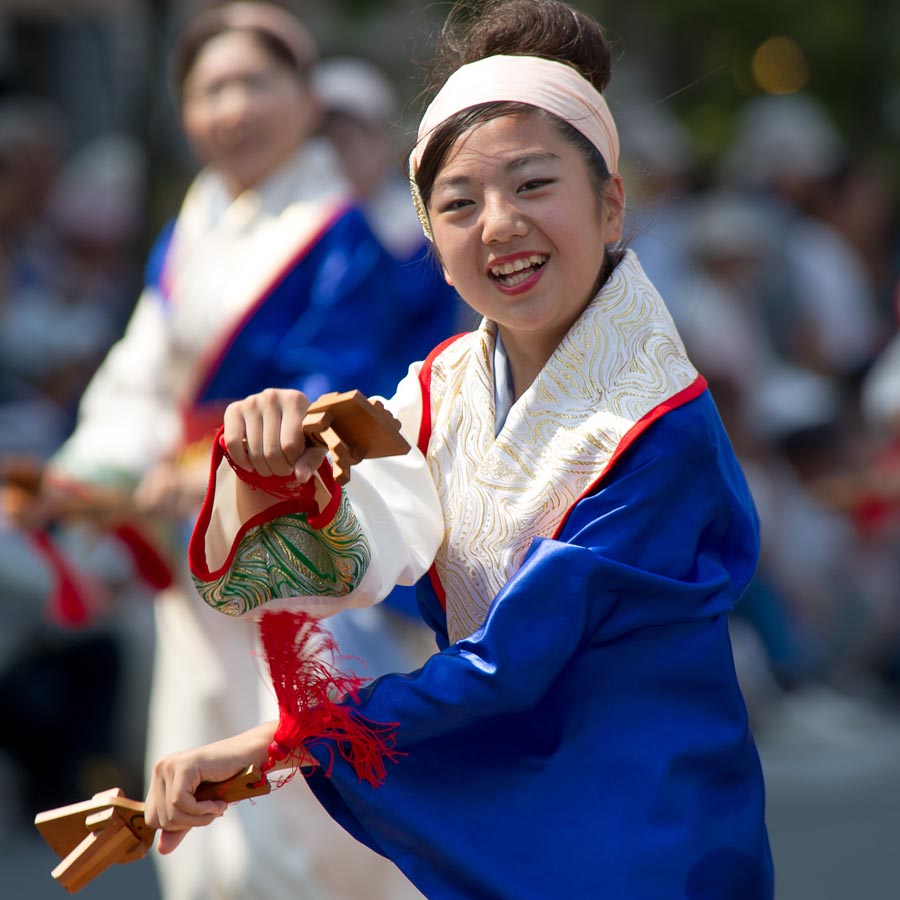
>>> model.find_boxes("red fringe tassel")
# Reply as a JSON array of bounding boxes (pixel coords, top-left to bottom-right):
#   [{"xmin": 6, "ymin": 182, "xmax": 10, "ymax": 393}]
[{"xmin": 257, "ymin": 610, "xmax": 401, "ymax": 789}]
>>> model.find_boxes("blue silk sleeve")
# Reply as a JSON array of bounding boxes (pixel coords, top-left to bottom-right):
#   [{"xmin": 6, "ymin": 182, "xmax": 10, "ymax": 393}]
[{"xmin": 305, "ymin": 392, "xmax": 774, "ymax": 899}]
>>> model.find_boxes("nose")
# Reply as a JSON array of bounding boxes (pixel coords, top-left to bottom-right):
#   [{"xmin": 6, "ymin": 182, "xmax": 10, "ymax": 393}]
[
  {"xmin": 480, "ymin": 192, "xmax": 527, "ymax": 244},
  {"xmin": 214, "ymin": 81, "xmax": 255, "ymax": 127}
]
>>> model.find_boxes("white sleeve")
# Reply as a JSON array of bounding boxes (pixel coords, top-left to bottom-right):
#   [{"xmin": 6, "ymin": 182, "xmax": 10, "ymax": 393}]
[
  {"xmin": 48, "ymin": 286, "xmax": 182, "ymax": 487},
  {"xmin": 190, "ymin": 363, "xmax": 443, "ymax": 620}
]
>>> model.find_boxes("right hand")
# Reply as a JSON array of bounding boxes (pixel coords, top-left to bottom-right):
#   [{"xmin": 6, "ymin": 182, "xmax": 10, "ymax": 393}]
[
  {"xmin": 222, "ymin": 388, "xmax": 327, "ymax": 483},
  {"xmin": 145, "ymin": 722, "xmax": 277, "ymax": 855}
]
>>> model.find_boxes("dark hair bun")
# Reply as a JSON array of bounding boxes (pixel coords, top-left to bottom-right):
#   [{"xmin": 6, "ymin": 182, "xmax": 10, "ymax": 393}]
[{"xmin": 426, "ymin": 0, "xmax": 612, "ymax": 99}]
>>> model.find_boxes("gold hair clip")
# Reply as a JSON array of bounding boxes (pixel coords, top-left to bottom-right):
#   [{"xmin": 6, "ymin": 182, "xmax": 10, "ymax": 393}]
[{"xmin": 409, "ymin": 179, "xmax": 433, "ymax": 242}]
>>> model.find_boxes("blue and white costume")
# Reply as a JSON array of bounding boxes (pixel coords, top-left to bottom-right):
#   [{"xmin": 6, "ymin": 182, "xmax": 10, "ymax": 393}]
[{"xmin": 193, "ymin": 251, "xmax": 774, "ymax": 899}]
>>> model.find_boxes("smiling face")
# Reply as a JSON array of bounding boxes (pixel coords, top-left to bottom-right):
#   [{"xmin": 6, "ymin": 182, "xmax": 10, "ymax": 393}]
[
  {"xmin": 427, "ymin": 111, "xmax": 624, "ymax": 375},
  {"xmin": 181, "ymin": 30, "xmax": 319, "ymax": 196}
]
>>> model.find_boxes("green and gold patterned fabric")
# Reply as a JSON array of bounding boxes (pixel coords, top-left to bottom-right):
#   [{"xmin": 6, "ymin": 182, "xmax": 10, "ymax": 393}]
[{"xmin": 195, "ymin": 494, "xmax": 371, "ymax": 617}]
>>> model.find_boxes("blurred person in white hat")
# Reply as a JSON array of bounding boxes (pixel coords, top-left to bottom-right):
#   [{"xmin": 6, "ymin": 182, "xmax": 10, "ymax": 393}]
[
  {"xmin": 311, "ymin": 54, "xmax": 462, "ymax": 694},
  {"xmin": 315, "ymin": 56, "xmax": 421, "ymax": 260},
  {"xmin": 0, "ymin": 132, "xmax": 145, "ymax": 457},
  {"xmin": 618, "ymin": 100, "xmax": 698, "ymax": 321},
  {"xmin": 315, "ymin": 53, "xmax": 466, "ymax": 385},
  {"xmin": 721, "ymin": 92, "xmax": 886, "ymax": 380}
]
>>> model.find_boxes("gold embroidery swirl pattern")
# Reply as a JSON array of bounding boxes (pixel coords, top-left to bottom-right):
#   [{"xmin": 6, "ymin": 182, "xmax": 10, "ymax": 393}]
[
  {"xmin": 195, "ymin": 494, "xmax": 371, "ymax": 617},
  {"xmin": 427, "ymin": 252, "xmax": 698, "ymax": 643}
]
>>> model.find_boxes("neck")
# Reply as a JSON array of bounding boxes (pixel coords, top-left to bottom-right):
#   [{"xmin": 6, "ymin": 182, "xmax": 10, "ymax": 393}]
[
  {"xmin": 498, "ymin": 328, "xmax": 561, "ymax": 401},
  {"xmin": 219, "ymin": 145, "xmax": 305, "ymax": 201}
]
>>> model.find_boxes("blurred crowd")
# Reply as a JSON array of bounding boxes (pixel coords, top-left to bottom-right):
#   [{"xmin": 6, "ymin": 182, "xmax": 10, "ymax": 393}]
[
  {"xmin": 0, "ymin": 95, "xmax": 152, "ymax": 823},
  {"xmin": 621, "ymin": 90, "xmax": 900, "ymax": 730},
  {"xmin": 0, "ymin": 15, "xmax": 900, "ymax": 871}
]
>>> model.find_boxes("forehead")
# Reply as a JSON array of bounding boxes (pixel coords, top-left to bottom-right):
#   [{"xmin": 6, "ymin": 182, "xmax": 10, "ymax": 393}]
[
  {"xmin": 186, "ymin": 31, "xmax": 280, "ymax": 85},
  {"xmin": 435, "ymin": 110, "xmax": 574, "ymax": 182}
]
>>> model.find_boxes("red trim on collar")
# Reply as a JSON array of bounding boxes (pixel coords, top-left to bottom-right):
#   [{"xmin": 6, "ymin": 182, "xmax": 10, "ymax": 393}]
[
  {"xmin": 420, "ymin": 341, "xmax": 704, "ymax": 613},
  {"xmin": 551, "ymin": 374, "xmax": 708, "ymax": 539},
  {"xmin": 417, "ymin": 333, "xmax": 468, "ymax": 611},
  {"xmin": 186, "ymin": 202, "xmax": 353, "ymax": 412},
  {"xmin": 417, "ymin": 333, "xmax": 467, "ymax": 455}
]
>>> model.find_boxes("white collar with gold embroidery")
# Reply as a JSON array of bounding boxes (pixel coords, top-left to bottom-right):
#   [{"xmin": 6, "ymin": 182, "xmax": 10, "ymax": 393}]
[{"xmin": 423, "ymin": 250, "xmax": 702, "ymax": 642}]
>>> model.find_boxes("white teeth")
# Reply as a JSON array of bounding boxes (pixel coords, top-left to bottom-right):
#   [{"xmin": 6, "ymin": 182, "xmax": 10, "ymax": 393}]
[
  {"xmin": 490, "ymin": 254, "xmax": 547, "ymax": 277},
  {"xmin": 502, "ymin": 269, "xmax": 534, "ymax": 287}
]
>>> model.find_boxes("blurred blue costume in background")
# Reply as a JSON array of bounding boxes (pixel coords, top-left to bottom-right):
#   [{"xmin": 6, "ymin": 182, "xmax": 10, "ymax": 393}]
[{"xmin": 49, "ymin": 137, "xmax": 437, "ymax": 899}]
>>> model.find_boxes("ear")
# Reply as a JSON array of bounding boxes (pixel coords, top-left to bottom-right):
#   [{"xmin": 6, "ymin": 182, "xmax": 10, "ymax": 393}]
[{"xmin": 603, "ymin": 173, "xmax": 626, "ymax": 243}]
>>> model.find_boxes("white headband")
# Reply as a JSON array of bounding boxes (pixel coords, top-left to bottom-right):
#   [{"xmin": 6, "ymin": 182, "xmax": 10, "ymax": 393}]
[{"xmin": 408, "ymin": 54, "xmax": 620, "ymax": 240}]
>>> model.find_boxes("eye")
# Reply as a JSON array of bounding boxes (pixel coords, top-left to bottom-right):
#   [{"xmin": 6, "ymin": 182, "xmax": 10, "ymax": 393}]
[
  {"xmin": 437, "ymin": 197, "xmax": 474, "ymax": 214},
  {"xmin": 518, "ymin": 178, "xmax": 554, "ymax": 193}
]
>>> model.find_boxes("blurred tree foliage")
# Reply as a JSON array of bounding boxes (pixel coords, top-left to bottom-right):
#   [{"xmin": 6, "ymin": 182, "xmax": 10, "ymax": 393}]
[
  {"xmin": 591, "ymin": 0, "xmax": 898, "ymax": 168},
  {"xmin": 572, "ymin": 0, "xmax": 900, "ymax": 293},
  {"xmin": 349, "ymin": 0, "xmax": 900, "ymax": 181}
]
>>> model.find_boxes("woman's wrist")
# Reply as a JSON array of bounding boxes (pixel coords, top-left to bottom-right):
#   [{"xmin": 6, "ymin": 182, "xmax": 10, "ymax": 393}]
[{"xmin": 236, "ymin": 720, "xmax": 280, "ymax": 769}]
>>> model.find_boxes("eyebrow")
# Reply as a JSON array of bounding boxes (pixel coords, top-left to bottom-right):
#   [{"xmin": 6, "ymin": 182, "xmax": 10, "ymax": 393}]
[{"xmin": 433, "ymin": 151, "xmax": 562, "ymax": 191}]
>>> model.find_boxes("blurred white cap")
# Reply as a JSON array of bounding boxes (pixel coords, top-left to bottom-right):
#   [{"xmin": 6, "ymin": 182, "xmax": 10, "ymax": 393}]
[
  {"xmin": 722, "ymin": 93, "xmax": 845, "ymax": 187},
  {"xmin": 861, "ymin": 333, "xmax": 900, "ymax": 430},
  {"xmin": 749, "ymin": 365, "xmax": 842, "ymax": 440},
  {"xmin": 48, "ymin": 133, "xmax": 146, "ymax": 245},
  {"xmin": 685, "ymin": 190, "xmax": 771, "ymax": 259},
  {"xmin": 620, "ymin": 105, "xmax": 694, "ymax": 177},
  {"xmin": 314, "ymin": 57, "xmax": 398, "ymax": 127}
]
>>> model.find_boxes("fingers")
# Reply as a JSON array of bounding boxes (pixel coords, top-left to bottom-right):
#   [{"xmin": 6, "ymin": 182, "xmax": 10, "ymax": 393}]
[
  {"xmin": 293, "ymin": 445, "xmax": 328, "ymax": 483},
  {"xmin": 144, "ymin": 724, "xmax": 276, "ymax": 849},
  {"xmin": 145, "ymin": 755, "xmax": 228, "ymax": 842},
  {"xmin": 156, "ymin": 829, "xmax": 190, "ymax": 855},
  {"xmin": 223, "ymin": 389, "xmax": 310, "ymax": 477},
  {"xmin": 0, "ymin": 485, "xmax": 45, "ymax": 529}
]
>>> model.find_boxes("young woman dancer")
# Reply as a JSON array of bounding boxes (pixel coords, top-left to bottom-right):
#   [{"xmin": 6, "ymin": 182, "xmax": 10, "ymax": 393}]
[{"xmin": 145, "ymin": 2, "xmax": 774, "ymax": 897}]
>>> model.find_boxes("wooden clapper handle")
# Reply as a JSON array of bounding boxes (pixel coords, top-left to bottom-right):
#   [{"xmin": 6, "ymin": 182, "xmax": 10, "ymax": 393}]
[{"xmin": 34, "ymin": 765, "xmax": 271, "ymax": 894}]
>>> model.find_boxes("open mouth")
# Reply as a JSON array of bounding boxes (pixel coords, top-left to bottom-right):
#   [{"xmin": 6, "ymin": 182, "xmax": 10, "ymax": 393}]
[{"xmin": 489, "ymin": 254, "xmax": 548, "ymax": 288}]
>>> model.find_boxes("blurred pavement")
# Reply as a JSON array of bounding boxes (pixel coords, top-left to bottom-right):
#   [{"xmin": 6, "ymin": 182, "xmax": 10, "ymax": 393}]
[
  {"xmin": 3, "ymin": 687, "xmax": 899, "ymax": 899},
  {"xmin": 758, "ymin": 686, "xmax": 900, "ymax": 899}
]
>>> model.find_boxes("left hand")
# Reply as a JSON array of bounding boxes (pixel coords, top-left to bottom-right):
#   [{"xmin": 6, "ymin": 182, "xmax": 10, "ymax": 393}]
[{"xmin": 145, "ymin": 722, "xmax": 276, "ymax": 854}]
